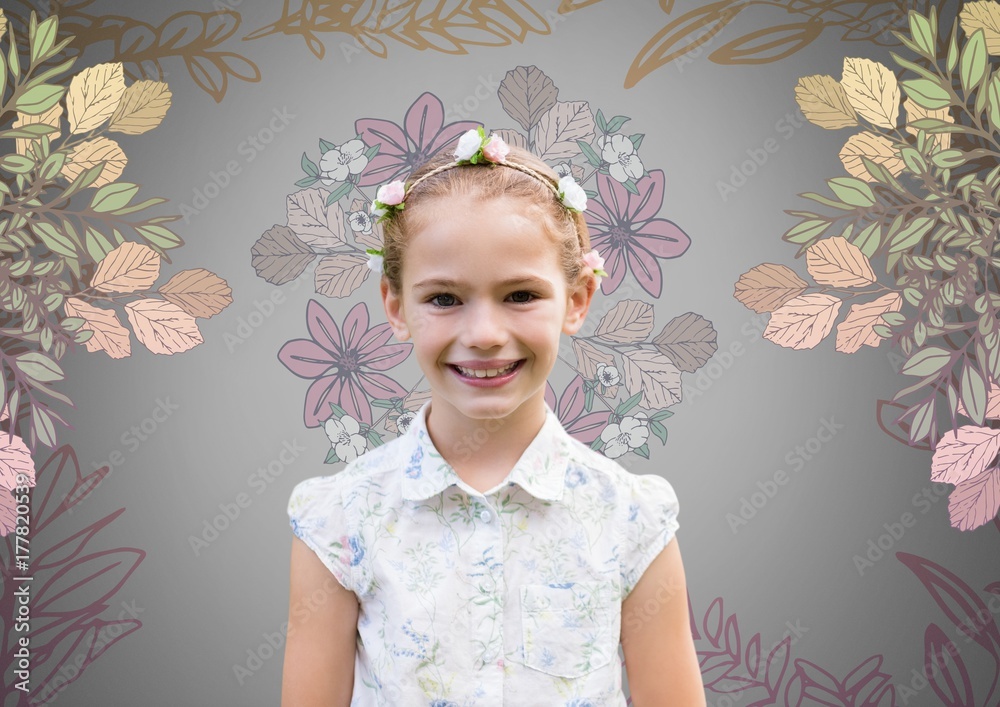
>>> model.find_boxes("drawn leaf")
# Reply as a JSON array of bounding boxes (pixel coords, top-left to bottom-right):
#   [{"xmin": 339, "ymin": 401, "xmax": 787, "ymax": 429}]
[
  {"xmin": 314, "ymin": 253, "xmax": 370, "ymax": 298},
  {"xmin": 763, "ymin": 293, "xmax": 842, "ymax": 349},
  {"xmin": 60, "ymin": 136, "xmax": 127, "ymax": 189},
  {"xmin": 794, "ymin": 74, "xmax": 859, "ymax": 129},
  {"xmin": 531, "ymin": 101, "xmax": 596, "ymax": 161},
  {"xmin": 905, "ymin": 98, "xmax": 954, "ymax": 150},
  {"xmin": 108, "ymin": 80, "xmax": 172, "ymax": 134},
  {"xmin": 651, "ymin": 312, "xmax": 718, "ymax": 374},
  {"xmin": 251, "ymin": 225, "xmax": 315, "ymax": 285},
  {"xmin": 961, "ymin": 1, "xmax": 1000, "ymax": 54},
  {"xmin": 287, "ymin": 188, "xmax": 346, "ymax": 248},
  {"xmin": 497, "ymin": 66, "xmax": 558, "ymax": 132},
  {"xmin": 66, "ymin": 62, "xmax": 126, "ymax": 134},
  {"xmin": 90, "ymin": 242, "xmax": 160, "ymax": 293},
  {"xmin": 948, "ymin": 466, "xmax": 1000, "ymax": 531},
  {"xmin": 835, "ymin": 291, "xmax": 903, "ymax": 354},
  {"xmin": 493, "ymin": 128, "xmax": 528, "ymax": 150},
  {"xmin": 0, "ymin": 430, "xmax": 34, "ymax": 491},
  {"xmin": 158, "ymin": 268, "xmax": 233, "ymax": 318},
  {"xmin": 12, "ymin": 103, "xmax": 62, "ymax": 156},
  {"xmin": 930, "ymin": 425, "xmax": 1000, "ymax": 485},
  {"xmin": 123, "ymin": 299, "xmax": 204, "ymax": 355},
  {"xmin": 841, "ymin": 57, "xmax": 899, "ymax": 128},
  {"xmin": 620, "ymin": 349, "xmax": 682, "ymax": 408},
  {"xmin": 806, "ymin": 236, "xmax": 877, "ymax": 288},
  {"xmin": 571, "ymin": 338, "xmax": 614, "ymax": 382},
  {"xmin": 63, "ymin": 298, "xmax": 132, "ymax": 359},
  {"xmin": 734, "ymin": 263, "xmax": 809, "ymax": 313},
  {"xmin": 839, "ymin": 131, "xmax": 904, "ymax": 182},
  {"xmin": 594, "ymin": 299, "xmax": 653, "ymax": 343},
  {"xmin": 709, "ymin": 21, "xmax": 823, "ymax": 65}
]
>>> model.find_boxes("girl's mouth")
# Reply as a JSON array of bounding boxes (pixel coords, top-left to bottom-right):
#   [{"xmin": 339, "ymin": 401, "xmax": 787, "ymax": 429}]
[{"xmin": 449, "ymin": 359, "xmax": 525, "ymax": 386}]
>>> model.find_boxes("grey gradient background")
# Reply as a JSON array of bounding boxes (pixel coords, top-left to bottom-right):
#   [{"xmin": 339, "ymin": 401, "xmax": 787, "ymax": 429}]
[{"xmin": 8, "ymin": 0, "xmax": 997, "ymax": 704}]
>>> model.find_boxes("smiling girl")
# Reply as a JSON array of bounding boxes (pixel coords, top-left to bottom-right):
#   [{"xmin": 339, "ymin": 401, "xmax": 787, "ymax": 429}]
[{"xmin": 281, "ymin": 127, "xmax": 705, "ymax": 706}]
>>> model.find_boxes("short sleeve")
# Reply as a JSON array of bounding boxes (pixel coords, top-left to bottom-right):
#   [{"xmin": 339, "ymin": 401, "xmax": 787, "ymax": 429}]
[
  {"xmin": 287, "ymin": 474, "xmax": 365, "ymax": 595},
  {"xmin": 619, "ymin": 472, "xmax": 680, "ymax": 599}
]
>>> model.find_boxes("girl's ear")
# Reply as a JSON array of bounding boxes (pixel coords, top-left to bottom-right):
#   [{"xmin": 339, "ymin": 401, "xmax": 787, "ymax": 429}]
[
  {"xmin": 562, "ymin": 273, "xmax": 597, "ymax": 336},
  {"xmin": 381, "ymin": 277, "xmax": 411, "ymax": 341}
]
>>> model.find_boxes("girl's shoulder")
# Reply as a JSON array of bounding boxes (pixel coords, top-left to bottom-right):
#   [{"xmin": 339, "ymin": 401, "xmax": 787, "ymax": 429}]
[{"xmin": 563, "ymin": 433, "xmax": 679, "ymax": 499}]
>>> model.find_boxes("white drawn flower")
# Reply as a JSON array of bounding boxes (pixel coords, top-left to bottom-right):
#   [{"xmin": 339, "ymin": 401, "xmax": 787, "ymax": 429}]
[
  {"xmin": 395, "ymin": 410, "xmax": 416, "ymax": 434},
  {"xmin": 319, "ymin": 139, "xmax": 368, "ymax": 186},
  {"xmin": 600, "ymin": 414, "xmax": 649, "ymax": 458},
  {"xmin": 324, "ymin": 414, "xmax": 369, "ymax": 462},
  {"xmin": 596, "ymin": 363, "xmax": 621, "ymax": 386},
  {"xmin": 598, "ymin": 133, "xmax": 644, "ymax": 183},
  {"xmin": 349, "ymin": 210, "xmax": 373, "ymax": 234}
]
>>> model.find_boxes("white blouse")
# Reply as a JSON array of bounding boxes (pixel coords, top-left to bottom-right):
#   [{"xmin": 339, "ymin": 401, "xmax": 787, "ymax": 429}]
[{"xmin": 288, "ymin": 399, "xmax": 680, "ymax": 706}]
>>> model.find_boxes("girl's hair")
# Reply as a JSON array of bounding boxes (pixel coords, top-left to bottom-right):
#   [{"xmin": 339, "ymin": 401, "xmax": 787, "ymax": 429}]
[{"xmin": 380, "ymin": 145, "xmax": 592, "ymax": 295}]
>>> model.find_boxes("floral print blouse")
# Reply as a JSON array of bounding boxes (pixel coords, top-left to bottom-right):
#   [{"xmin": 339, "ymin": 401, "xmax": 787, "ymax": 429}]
[{"xmin": 287, "ymin": 399, "xmax": 680, "ymax": 706}]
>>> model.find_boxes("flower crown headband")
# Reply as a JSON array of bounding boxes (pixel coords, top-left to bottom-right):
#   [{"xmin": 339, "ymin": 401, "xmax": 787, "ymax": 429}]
[{"xmin": 364, "ymin": 126, "xmax": 608, "ymax": 285}]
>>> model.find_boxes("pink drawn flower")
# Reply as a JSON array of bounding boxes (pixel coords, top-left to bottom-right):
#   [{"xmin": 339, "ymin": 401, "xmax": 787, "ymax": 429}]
[
  {"xmin": 356, "ymin": 92, "xmax": 480, "ymax": 186},
  {"xmin": 278, "ymin": 300, "xmax": 411, "ymax": 427},
  {"xmin": 482, "ymin": 134, "xmax": 510, "ymax": 163},
  {"xmin": 584, "ymin": 169, "xmax": 691, "ymax": 298}
]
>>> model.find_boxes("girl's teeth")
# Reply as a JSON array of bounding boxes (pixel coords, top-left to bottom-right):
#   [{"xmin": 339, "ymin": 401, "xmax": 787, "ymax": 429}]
[{"xmin": 457, "ymin": 362, "xmax": 517, "ymax": 378}]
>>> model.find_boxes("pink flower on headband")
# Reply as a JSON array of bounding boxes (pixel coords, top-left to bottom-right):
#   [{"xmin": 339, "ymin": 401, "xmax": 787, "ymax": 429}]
[
  {"xmin": 582, "ymin": 249, "xmax": 608, "ymax": 286},
  {"xmin": 482, "ymin": 134, "xmax": 510, "ymax": 163},
  {"xmin": 377, "ymin": 180, "xmax": 406, "ymax": 206}
]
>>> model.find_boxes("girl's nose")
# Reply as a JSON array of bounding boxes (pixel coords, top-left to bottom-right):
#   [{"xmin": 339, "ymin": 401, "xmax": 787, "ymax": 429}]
[{"xmin": 460, "ymin": 301, "xmax": 508, "ymax": 349}]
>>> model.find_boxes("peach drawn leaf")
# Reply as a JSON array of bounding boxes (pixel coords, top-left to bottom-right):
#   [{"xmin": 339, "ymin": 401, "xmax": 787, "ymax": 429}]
[
  {"xmin": 835, "ymin": 291, "xmax": 903, "ymax": 354},
  {"xmin": 734, "ymin": 263, "xmax": 810, "ymax": 313},
  {"xmin": 763, "ymin": 293, "xmax": 842, "ymax": 350},
  {"xmin": 805, "ymin": 236, "xmax": 877, "ymax": 288},
  {"xmin": 62, "ymin": 298, "xmax": 132, "ymax": 359},
  {"xmin": 930, "ymin": 425, "xmax": 1000, "ymax": 485},
  {"xmin": 60, "ymin": 136, "xmax": 128, "ymax": 189},
  {"xmin": 0, "ymin": 430, "xmax": 34, "ymax": 493},
  {"xmin": 839, "ymin": 131, "xmax": 905, "ymax": 182},
  {"xmin": 314, "ymin": 253, "xmax": 371, "ymax": 299},
  {"xmin": 594, "ymin": 299, "xmax": 653, "ymax": 343},
  {"xmin": 532, "ymin": 100, "xmax": 596, "ymax": 161},
  {"xmin": 948, "ymin": 466, "xmax": 1000, "ymax": 531},
  {"xmin": 651, "ymin": 312, "xmax": 718, "ymax": 374},
  {"xmin": 90, "ymin": 241, "xmax": 160, "ymax": 293},
  {"xmin": 66, "ymin": 62, "xmax": 126, "ymax": 134},
  {"xmin": 251, "ymin": 225, "xmax": 317, "ymax": 285},
  {"xmin": 620, "ymin": 349, "xmax": 682, "ymax": 408},
  {"xmin": 12, "ymin": 103, "xmax": 63, "ymax": 156},
  {"xmin": 158, "ymin": 268, "xmax": 233, "ymax": 318},
  {"xmin": 572, "ymin": 338, "xmax": 614, "ymax": 382},
  {"xmin": 123, "ymin": 298, "xmax": 204, "ymax": 354}
]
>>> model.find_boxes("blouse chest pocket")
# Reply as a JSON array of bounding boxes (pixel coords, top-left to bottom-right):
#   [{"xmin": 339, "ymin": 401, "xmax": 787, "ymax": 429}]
[{"xmin": 519, "ymin": 579, "xmax": 620, "ymax": 679}]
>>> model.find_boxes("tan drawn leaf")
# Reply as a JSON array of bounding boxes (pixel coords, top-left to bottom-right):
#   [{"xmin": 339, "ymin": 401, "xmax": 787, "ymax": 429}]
[
  {"xmin": 498, "ymin": 66, "xmax": 559, "ymax": 133},
  {"xmin": 494, "ymin": 128, "xmax": 528, "ymax": 150},
  {"xmin": 251, "ymin": 225, "xmax": 315, "ymax": 285},
  {"xmin": 287, "ymin": 189, "xmax": 346, "ymax": 248},
  {"xmin": 66, "ymin": 62, "xmax": 126, "ymax": 134},
  {"xmin": 12, "ymin": 104, "xmax": 62, "ymax": 156},
  {"xmin": 532, "ymin": 101, "xmax": 596, "ymax": 161},
  {"xmin": 794, "ymin": 74, "xmax": 859, "ymax": 129},
  {"xmin": 835, "ymin": 291, "xmax": 903, "ymax": 354},
  {"xmin": 961, "ymin": 1, "xmax": 1000, "ymax": 54},
  {"xmin": 158, "ymin": 269, "xmax": 233, "ymax": 318},
  {"xmin": 763, "ymin": 293, "xmax": 842, "ymax": 350},
  {"xmin": 124, "ymin": 299, "xmax": 204, "ymax": 355},
  {"xmin": 63, "ymin": 297, "xmax": 132, "ymax": 359},
  {"xmin": 621, "ymin": 349, "xmax": 682, "ymax": 409},
  {"xmin": 0, "ymin": 10, "xmax": 7, "ymax": 39},
  {"xmin": 651, "ymin": 312, "xmax": 718, "ymax": 374},
  {"xmin": 314, "ymin": 253, "xmax": 370, "ymax": 298},
  {"xmin": 839, "ymin": 131, "xmax": 904, "ymax": 182},
  {"xmin": 931, "ymin": 425, "xmax": 1000, "ymax": 485},
  {"xmin": 806, "ymin": 236, "xmax": 877, "ymax": 288},
  {"xmin": 734, "ymin": 263, "xmax": 810, "ymax": 313},
  {"xmin": 60, "ymin": 136, "xmax": 127, "ymax": 188},
  {"xmin": 841, "ymin": 57, "xmax": 899, "ymax": 129},
  {"xmin": 904, "ymin": 98, "xmax": 953, "ymax": 150},
  {"xmin": 91, "ymin": 242, "xmax": 160, "ymax": 294},
  {"xmin": 572, "ymin": 338, "xmax": 614, "ymax": 381},
  {"xmin": 108, "ymin": 80, "xmax": 172, "ymax": 135},
  {"xmin": 594, "ymin": 299, "xmax": 653, "ymax": 343}
]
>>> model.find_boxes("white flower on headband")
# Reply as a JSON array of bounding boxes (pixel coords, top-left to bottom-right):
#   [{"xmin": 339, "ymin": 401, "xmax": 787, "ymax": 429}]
[
  {"xmin": 558, "ymin": 175, "xmax": 587, "ymax": 212},
  {"xmin": 455, "ymin": 129, "xmax": 483, "ymax": 161},
  {"xmin": 365, "ymin": 248, "xmax": 384, "ymax": 273},
  {"xmin": 454, "ymin": 126, "xmax": 509, "ymax": 164}
]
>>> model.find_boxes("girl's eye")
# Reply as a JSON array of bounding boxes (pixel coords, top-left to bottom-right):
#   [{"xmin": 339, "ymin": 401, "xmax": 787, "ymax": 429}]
[
  {"xmin": 428, "ymin": 293, "xmax": 456, "ymax": 307},
  {"xmin": 425, "ymin": 291, "xmax": 539, "ymax": 308}
]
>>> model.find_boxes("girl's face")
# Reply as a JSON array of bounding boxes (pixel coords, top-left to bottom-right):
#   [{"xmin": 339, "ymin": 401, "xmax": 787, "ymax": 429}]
[{"xmin": 381, "ymin": 194, "xmax": 595, "ymax": 423}]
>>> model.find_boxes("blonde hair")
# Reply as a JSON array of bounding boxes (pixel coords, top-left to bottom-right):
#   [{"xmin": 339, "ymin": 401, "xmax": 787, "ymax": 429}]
[{"xmin": 379, "ymin": 145, "xmax": 592, "ymax": 295}]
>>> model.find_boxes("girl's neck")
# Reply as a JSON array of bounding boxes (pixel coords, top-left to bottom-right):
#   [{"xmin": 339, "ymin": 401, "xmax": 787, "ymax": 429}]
[{"xmin": 424, "ymin": 394, "xmax": 548, "ymax": 493}]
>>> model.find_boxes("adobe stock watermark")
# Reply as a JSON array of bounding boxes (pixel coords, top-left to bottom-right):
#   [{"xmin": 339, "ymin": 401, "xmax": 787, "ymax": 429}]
[
  {"xmin": 716, "ymin": 106, "xmax": 807, "ymax": 202},
  {"xmin": 188, "ymin": 439, "xmax": 307, "ymax": 556},
  {"xmin": 726, "ymin": 416, "xmax": 845, "ymax": 534},
  {"xmin": 851, "ymin": 480, "xmax": 951, "ymax": 576},
  {"xmin": 63, "ymin": 397, "xmax": 181, "ymax": 515},
  {"xmin": 179, "ymin": 106, "xmax": 297, "ymax": 224}
]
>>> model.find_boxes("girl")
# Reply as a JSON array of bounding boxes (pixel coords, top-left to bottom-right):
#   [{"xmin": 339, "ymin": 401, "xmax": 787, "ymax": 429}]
[{"xmin": 281, "ymin": 128, "xmax": 705, "ymax": 706}]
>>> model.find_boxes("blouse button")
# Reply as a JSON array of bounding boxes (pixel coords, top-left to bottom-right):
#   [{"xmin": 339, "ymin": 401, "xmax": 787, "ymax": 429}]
[{"xmin": 479, "ymin": 509, "xmax": 492, "ymax": 522}]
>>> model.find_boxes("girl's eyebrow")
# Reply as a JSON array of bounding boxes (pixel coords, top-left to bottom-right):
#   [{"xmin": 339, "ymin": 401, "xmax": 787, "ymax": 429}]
[{"xmin": 412, "ymin": 276, "xmax": 550, "ymax": 291}]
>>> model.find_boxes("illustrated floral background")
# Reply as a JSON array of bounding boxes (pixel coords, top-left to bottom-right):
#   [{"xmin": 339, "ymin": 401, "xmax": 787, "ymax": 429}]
[{"xmin": 3, "ymin": 0, "xmax": 1000, "ymax": 704}]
